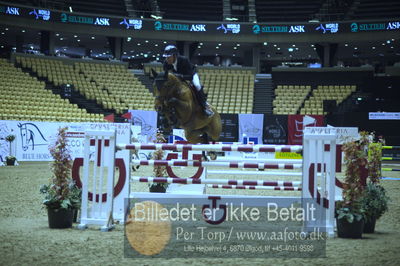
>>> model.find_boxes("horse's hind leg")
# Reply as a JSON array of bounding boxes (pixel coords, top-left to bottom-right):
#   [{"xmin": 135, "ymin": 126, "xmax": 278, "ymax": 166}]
[
  {"xmin": 206, "ymin": 114, "xmax": 222, "ymax": 142},
  {"xmin": 200, "ymin": 132, "xmax": 217, "ymax": 161},
  {"xmin": 185, "ymin": 130, "xmax": 208, "ymax": 160},
  {"xmin": 201, "ymin": 133, "xmax": 209, "ymax": 161}
]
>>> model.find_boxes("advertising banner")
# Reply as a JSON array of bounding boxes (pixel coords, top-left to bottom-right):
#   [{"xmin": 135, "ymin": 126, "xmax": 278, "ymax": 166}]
[
  {"xmin": 287, "ymin": 115, "xmax": 324, "ymax": 145},
  {"xmin": 0, "ymin": 120, "xmax": 130, "ymax": 162}
]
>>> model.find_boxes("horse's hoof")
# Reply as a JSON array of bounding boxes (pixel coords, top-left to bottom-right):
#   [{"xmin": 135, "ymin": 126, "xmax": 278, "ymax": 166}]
[{"xmin": 209, "ymin": 152, "xmax": 217, "ymax": 160}]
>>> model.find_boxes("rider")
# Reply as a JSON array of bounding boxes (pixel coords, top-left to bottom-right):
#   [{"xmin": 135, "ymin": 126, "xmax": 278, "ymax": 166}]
[{"xmin": 162, "ymin": 44, "xmax": 214, "ymax": 117}]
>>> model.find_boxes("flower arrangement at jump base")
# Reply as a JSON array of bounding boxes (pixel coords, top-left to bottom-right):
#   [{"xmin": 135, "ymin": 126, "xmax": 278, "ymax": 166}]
[
  {"xmin": 335, "ymin": 132, "xmax": 369, "ymax": 238},
  {"xmin": 40, "ymin": 127, "xmax": 81, "ymax": 228},
  {"xmin": 5, "ymin": 134, "xmax": 17, "ymax": 166},
  {"xmin": 149, "ymin": 130, "xmax": 169, "ymax": 193},
  {"xmin": 361, "ymin": 133, "xmax": 389, "ymax": 233},
  {"xmin": 336, "ymin": 131, "xmax": 390, "ymax": 238}
]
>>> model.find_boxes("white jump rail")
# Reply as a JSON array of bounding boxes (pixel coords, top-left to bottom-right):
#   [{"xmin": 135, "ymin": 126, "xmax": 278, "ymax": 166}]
[{"xmin": 79, "ymin": 127, "xmax": 337, "ymax": 237}]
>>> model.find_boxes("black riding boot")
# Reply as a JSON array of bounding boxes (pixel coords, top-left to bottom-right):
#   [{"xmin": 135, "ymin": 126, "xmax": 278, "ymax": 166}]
[{"xmin": 195, "ymin": 89, "xmax": 214, "ymax": 117}]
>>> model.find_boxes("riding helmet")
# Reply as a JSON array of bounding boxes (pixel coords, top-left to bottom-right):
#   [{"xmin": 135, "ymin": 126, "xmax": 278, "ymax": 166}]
[{"xmin": 163, "ymin": 45, "xmax": 178, "ymax": 57}]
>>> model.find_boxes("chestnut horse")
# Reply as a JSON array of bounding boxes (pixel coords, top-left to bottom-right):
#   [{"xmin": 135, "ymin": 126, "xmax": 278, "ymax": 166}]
[{"xmin": 151, "ymin": 69, "xmax": 221, "ymax": 148}]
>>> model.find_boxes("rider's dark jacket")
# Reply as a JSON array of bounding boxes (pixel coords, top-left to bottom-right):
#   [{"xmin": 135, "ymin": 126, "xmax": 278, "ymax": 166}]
[{"xmin": 163, "ymin": 55, "xmax": 196, "ymax": 81}]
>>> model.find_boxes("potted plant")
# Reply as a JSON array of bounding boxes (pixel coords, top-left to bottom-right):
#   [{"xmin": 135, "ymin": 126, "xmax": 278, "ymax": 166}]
[
  {"xmin": 335, "ymin": 133, "xmax": 369, "ymax": 238},
  {"xmin": 361, "ymin": 136, "xmax": 389, "ymax": 233},
  {"xmin": 5, "ymin": 134, "xmax": 16, "ymax": 166},
  {"xmin": 149, "ymin": 131, "xmax": 169, "ymax": 193},
  {"xmin": 39, "ymin": 127, "xmax": 81, "ymax": 228},
  {"xmin": 361, "ymin": 182, "xmax": 389, "ymax": 233}
]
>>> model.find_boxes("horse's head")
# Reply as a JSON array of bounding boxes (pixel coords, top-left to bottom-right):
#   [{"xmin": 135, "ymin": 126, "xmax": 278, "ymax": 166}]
[{"xmin": 150, "ymin": 69, "xmax": 183, "ymax": 98}]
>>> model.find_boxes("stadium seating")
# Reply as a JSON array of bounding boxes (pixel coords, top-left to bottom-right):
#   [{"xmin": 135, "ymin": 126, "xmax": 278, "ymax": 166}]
[
  {"xmin": 350, "ymin": 0, "xmax": 400, "ymax": 20},
  {"xmin": 255, "ymin": 0, "xmax": 322, "ymax": 22},
  {"xmin": 300, "ymin": 85, "xmax": 356, "ymax": 115},
  {"xmin": 157, "ymin": 0, "xmax": 223, "ymax": 21},
  {"xmin": 16, "ymin": 55, "xmax": 154, "ymax": 114},
  {"xmin": 199, "ymin": 68, "xmax": 254, "ymax": 114},
  {"xmin": 0, "ymin": 58, "xmax": 103, "ymax": 122},
  {"xmin": 76, "ymin": 62, "xmax": 154, "ymax": 113},
  {"xmin": 68, "ymin": 0, "xmax": 128, "ymax": 16},
  {"xmin": 273, "ymin": 85, "xmax": 311, "ymax": 115}
]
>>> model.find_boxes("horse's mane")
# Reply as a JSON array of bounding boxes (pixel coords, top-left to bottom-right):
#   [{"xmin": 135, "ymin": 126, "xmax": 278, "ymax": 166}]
[{"xmin": 162, "ymin": 73, "xmax": 190, "ymax": 92}]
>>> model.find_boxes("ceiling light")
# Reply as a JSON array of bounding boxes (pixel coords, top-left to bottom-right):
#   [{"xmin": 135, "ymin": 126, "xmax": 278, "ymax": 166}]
[
  {"xmin": 5, "ymin": 28, "xmax": 8, "ymax": 31},
  {"xmin": 263, "ymin": 42, "xmax": 267, "ymax": 45},
  {"xmin": 145, "ymin": 40, "xmax": 149, "ymax": 43},
  {"xmin": 150, "ymin": 15, "xmax": 162, "ymax": 19},
  {"xmin": 218, "ymin": 43, "xmax": 222, "ymax": 46},
  {"xmin": 200, "ymin": 43, "xmax": 203, "ymax": 45},
  {"xmin": 236, "ymin": 44, "xmax": 240, "ymax": 46},
  {"xmin": 292, "ymin": 44, "xmax": 296, "ymax": 47},
  {"xmin": 344, "ymin": 43, "xmax": 348, "ymax": 46},
  {"xmin": 155, "ymin": 44, "xmax": 158, "ymax": 46},
  {"xmin": 274, "ymin": 44, "xmax": 277, "ymax": 47},
  {"xmin": 56, "ymin": 33, "xmax": 59, "ymax": 36},
  {"xmin": 21, "ymin": 30, "xmax": 25, "ymax": 33},
  {"xmin": 91, "ymin": 36, "xmax": 95, "ymax": 40},
  {"xmin": 69, "ymin": 6, "xmax": 73, "ymax": 12},
  {"xmin": 77, "ymin": 39, "xmax": 80, "ymax": 42},
  {"xmin": 354, "ymin": 47, "xmax": 357, "ymax": 49},
  {"xmin": 60, "ymin": 38, "xmax": 63, "ymax": 40},
  {"xmin": 127, "ymin": 37, "xmax": 131, "ymax": 42},
  {"xmin": 74, "ymin": 35, "xmax": 77, "ymax": 38},
  {"xmin": 372, "ymin": 47, "xmax": 376, "ymax": 49},
  {"xmin": 386, "ymin": 40, "xmax": 391, "ymax": 44}
]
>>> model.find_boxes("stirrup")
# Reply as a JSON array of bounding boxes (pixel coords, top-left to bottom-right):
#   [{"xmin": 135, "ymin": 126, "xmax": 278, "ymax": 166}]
[{"xmin": 204, "ymin": 107, "xmax": 214, "ymax": 117}]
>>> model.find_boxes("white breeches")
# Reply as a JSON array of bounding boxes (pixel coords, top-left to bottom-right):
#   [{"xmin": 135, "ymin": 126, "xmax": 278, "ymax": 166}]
[{"xmin": 192, "ymin": 73, "xmax": 202, "ymax": 91}]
